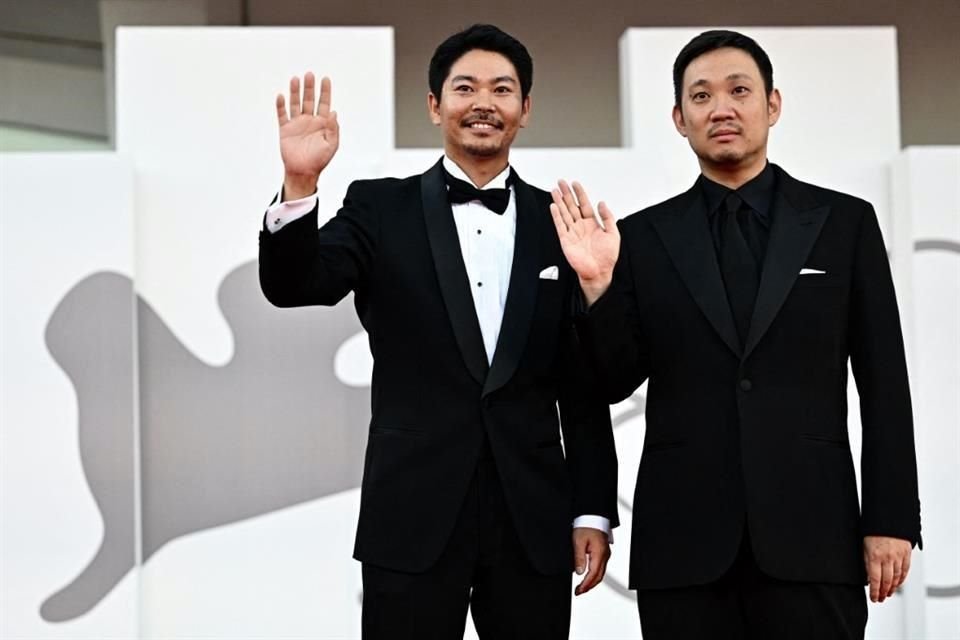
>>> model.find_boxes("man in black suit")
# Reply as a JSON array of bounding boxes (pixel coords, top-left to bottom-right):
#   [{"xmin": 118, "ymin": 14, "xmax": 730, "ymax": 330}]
[
  {"xmin": 549, "ymin": 30, "xmax": 921, "ymax": 639},
  {"xmin": 258, "ymin": 24, "xmax": 618, "ymax": 640}
]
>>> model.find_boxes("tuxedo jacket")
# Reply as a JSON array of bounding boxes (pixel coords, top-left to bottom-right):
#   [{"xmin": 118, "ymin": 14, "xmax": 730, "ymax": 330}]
[
  {"xmin": 578, "ymin": 164, "xmax": 921, "ymax": 589},
  {"xmin": 259, "ymin": 158, "xmax": 619, "ymax": 576}
]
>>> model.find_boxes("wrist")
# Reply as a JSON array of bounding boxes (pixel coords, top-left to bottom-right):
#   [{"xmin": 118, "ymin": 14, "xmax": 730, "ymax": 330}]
[
  {"xmin": 283, "ymin": 172, "xmax": 320, "ymax": 201},
  {"xmin": 579, "ymin": 276, "xmax": 612, "ymax": 307}
]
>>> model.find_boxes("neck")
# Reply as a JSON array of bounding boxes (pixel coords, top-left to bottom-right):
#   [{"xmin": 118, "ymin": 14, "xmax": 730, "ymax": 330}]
[
  {"xmin": 699, "ymin": 155, "xmax": 767, "ymax": 190},
  {"xmin": 445, "ymin": 148, "xmax": 509, "ymax": 188}
]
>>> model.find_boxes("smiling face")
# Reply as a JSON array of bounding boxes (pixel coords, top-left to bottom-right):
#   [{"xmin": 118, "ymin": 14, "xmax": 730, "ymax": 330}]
[
  {"xmin": 672, "ymin": 47, "xmax": 781, "ymax": 180},
  {"xmin": 428, "ymin": 48, "xmax": 530, "ymax": 167}
]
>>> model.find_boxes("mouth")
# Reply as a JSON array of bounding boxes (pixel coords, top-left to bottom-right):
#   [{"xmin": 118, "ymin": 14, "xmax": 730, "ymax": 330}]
[
  {"xmin": 463, "ymin": 119, "xmax": 503, "ymax": 132},
  {"xmin": 709, "ymin": 127, "xmax": 741, "ymax": 140}
]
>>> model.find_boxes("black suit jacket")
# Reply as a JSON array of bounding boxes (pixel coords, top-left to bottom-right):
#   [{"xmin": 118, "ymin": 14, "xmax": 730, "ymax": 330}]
[
  {"xmin": 259, "ymin": 158, "xmax": 618, "ymax": 576},
  {"xmin": 578, "ymin": 164, "xmax": 920, "ymax": 589}
]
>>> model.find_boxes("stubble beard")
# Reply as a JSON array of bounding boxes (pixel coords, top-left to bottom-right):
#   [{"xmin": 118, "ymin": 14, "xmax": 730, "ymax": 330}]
[
  {"xmin": 462, "ymin": 140, "xmax": 503, "ymax": 157},
  {"xmin": 703, "ymin": 145, "xmax": 746, "ymax": 166}
]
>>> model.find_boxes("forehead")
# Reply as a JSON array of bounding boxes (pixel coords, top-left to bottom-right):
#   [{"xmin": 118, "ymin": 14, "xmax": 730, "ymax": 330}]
[
  {"xmin": 682, "ymin": 47, "xmax": 762, "ymax": 86},
  {"xmin": 447, "ymin": 49, "xmax": 518, "ymax": 81}
]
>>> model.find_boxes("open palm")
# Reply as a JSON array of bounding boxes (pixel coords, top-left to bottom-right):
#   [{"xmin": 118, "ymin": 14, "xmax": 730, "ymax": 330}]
[
  {"xmin": 550, "ymin": 181, "xmax": 620, "ymax": 288},
  {"xmin": 277, "ymin": 72, "xmax": 339, "ymax": 179}
]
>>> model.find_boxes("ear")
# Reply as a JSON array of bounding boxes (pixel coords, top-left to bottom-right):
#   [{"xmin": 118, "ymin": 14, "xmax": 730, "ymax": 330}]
[
  {"xmin": 519, "ymin": 94, "xmax": 532, "ymax": 128},
  {"xmin": 428, "ymin": 92, "xmax": 441, "ymax": 126},
  {"xmin": 767, "ymin": 88, "xmax": 782, "ymax": 127},
  {"xmin": 672, "ymin": 104, "xmax": 688, "ymax": 138}
]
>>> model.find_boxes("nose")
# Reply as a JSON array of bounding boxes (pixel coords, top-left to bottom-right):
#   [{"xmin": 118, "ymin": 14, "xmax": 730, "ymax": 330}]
[
  {"xmin": 710, "ymin": 94, "xmax": 736, "ymax": 120},
  {"xmin": 472, "ymin": 89, "xmax": 496, "ymax": 112}
]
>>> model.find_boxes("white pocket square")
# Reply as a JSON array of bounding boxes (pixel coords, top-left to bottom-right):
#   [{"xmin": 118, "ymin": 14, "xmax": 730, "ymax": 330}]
[
  {"xmin": 538, "ymin": 265, "xmax": 559, "ymax": 280},
  {"xmin": 799, "ymin": 268, "xmax": 826, "ymax": 275}
]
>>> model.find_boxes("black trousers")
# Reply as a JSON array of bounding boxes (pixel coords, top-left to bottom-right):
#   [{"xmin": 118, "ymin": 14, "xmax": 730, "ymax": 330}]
[
  {"xmin": 361, "ymin": 448, "xmax": 571, "ymax": 640},
  {"xmin": 636, "ymin": 533, "xmax": 868, "ymax": 640}
]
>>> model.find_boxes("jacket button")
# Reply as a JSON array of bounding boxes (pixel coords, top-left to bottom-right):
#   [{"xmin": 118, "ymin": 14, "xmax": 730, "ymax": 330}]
[{"xmin": 739, "ymin": 379, "xmax": 752, "ymax": 392}]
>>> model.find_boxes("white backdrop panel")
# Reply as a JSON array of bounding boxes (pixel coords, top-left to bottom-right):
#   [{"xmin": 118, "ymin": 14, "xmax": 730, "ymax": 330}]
[
  {"xmin": 115, "ymin": 27, "xmax": 393, "ymax": 365},
  {"xmin": 0, "ymin": 152, "xmax": 137, "ymax": 639},
  {"xmin": 899, "ymin": 147, "xmax": 960, "ymax": 639}
]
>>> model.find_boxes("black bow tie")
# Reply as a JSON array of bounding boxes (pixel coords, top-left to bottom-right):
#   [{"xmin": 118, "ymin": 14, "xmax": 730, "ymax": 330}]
[{"xmin": 442, "ymin": 168, "xmax": 515, "ymax": 214}]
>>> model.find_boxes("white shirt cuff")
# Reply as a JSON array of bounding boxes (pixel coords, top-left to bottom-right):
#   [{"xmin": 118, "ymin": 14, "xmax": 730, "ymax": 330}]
[
  {"xmin": 264, "ymin": 187, "xmax": 317, "ymax": 233},
  {"xmin": 573, "ymin": 514, "xmax": 613, "ymax": 542}
]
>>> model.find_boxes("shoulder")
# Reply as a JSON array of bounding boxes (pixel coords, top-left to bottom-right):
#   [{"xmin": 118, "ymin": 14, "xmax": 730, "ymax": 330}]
[
  {"xmin": 618, "ymin": 190, "xmax": 691, "ymax": 236},
  {"xmin": 774, "ymin": 165, "xmax": 875, "ymax": 215},
  {"xmin": 345, "ymin": 173, "xmax": 420, "ymax": 199}
]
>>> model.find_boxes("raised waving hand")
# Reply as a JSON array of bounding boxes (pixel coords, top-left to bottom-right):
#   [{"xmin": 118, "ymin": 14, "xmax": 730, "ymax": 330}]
[
  {"xmin": 276, "ymin": 72, "xmax": 339, "ymax": 200},
  {"xmin": 549, "ymin": 181, "xmax": 620, "ymax": 306}
]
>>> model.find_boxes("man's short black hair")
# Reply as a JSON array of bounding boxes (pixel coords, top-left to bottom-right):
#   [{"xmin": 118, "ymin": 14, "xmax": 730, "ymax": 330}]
[
  {"xmin": 429, "ymin": 24, "xmax": 533, "ymax": 102},
  {"xmin": 673, "ymin": 30, "xmax": 774, "ymax": 107}
]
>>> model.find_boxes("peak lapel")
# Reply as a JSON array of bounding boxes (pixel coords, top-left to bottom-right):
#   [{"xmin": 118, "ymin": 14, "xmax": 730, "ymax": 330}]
[
  {"xmin": 743, "ymin": 169, "xmax": 830, "ymax": 359},
  {"xmin": 483, "ymin": 176, "xmax": 540, "ymax": 397},
  {"xmin": 421, "ymin": 158, "xmax": 489, "ymax": 384},
  {"xmin": 650, "ymin": 186, "xmax": 743, "ymax": 357}
]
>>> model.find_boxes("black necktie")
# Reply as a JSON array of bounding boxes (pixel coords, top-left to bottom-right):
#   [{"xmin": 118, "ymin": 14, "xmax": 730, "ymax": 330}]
[
  {"xmin": 443, "ymin": 169, "xmax": 513, "ymax": 214},
  {"xmin": 719, "ymin": 192, "xmax": 760, "ymax": 345}
]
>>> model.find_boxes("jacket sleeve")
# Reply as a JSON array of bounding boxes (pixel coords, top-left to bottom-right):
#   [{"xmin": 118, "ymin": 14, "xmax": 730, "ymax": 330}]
[
  {"xmin": 575, "ymin": 222, "xmax": 653, "ymax": 404},
  {"xmin": 558, "ymin": 289, "xmax": 620, "ymax": 528},
  {"xmin": 849, "ymin": 203, "xmax": 922, "ymax": 547},
  {"xmin": 259, "ymin": 180, "xmax": 378, "ymax": 308}
]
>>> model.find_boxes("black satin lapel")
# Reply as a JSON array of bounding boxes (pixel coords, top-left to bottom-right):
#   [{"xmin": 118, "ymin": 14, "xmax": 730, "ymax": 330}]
[
  {"xmin": 743, "ymin": 192, "xmax": 829, "ymax": 359},
  {"xmin": 649, "ymin": 188, "xmax": 742, "ymax": 357},
  {"xmin": 421, "ymin": 159, "xmax": 489, "ymax": 384},
  {"xmin": 483, "ymin": 178, "xmax": 541, "ymax": 397}
]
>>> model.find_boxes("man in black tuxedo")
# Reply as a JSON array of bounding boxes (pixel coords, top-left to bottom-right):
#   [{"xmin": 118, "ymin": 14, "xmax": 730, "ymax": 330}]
[
  {"xmin": 550, "ymin": 30, "xmax": 921, "ymax": 639},
  {"xmin": 258, "ymin": 24, "xmax": 618, "ymax": 640}
]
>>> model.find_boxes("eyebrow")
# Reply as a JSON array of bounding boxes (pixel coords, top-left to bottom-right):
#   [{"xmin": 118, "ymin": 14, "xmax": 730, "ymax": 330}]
[
  {"xmin": 450, "ymin": 75, "xmax": 517, "ymax": 84},
  {"xmin": 689, "ymin": 73, "xmax": 754, "ymax": 89}
]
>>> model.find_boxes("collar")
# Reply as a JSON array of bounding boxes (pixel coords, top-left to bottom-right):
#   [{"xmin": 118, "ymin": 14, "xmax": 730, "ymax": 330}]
[
  {"xmin": 699, "ymin": 161, "xmax": 776, "ymax": 220},
  {"xmin": 443, "ymin": 155, "xmax": 512, "ymax": 190}
]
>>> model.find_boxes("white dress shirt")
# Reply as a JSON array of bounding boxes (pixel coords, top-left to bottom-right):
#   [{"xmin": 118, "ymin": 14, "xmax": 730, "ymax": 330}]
[{"xmin": 264, "ymin": 158, "xmax": 610, "ymax": 538}]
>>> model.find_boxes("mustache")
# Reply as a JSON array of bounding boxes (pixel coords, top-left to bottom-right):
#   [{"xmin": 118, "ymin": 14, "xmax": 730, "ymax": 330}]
[
  {"xmin": 462, "ymin": 115, "xmax": 504, "ymax": 129},
  {"xmin": 708, "ymin": 124, "xmax": 743, "ymax": 137}
]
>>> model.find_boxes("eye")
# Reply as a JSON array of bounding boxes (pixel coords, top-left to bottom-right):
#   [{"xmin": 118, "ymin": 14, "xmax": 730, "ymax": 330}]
[
  {"xmin": 733, "ymin": 86, "xmax": 750, "ymax": 96},
  {"xmin": 454, "ymin": 85, "xmax": 474, "ymax": 93},
  {"xmin": 494, "ymin": 85, "xmax": 513, "ymax": 94},
  {"xmin": 691, "ymin": 91, "xmax": 709, "ymax": 102}
]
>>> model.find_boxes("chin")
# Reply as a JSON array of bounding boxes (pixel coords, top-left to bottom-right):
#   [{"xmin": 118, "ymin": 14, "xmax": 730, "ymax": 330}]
[
  {"xmin": 462, "ymin": 142, "xmax": 504, "ymax": 158},
  {"xmin": 704, "ymin": 148, "xmax": 747, "ymax": 165}
]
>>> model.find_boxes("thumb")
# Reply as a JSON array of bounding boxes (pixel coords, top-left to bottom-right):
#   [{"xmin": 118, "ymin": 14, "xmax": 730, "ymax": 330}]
[
  {"xmin": 597, "ymin": 201, "xmax": 617, "ymax": 232},
  {"xmin": 574, "ymin": 539, "xmax": 587, "ymax": 575},
  {"xmin": 327, "ymin": 111, "xmax": 340, "ymax": 146}
]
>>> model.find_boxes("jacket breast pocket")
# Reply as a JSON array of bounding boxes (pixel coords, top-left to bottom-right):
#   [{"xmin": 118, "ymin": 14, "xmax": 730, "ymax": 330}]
[{"xmin": 793, "ymin": 274, "xmax": 845, "ymax": 289}]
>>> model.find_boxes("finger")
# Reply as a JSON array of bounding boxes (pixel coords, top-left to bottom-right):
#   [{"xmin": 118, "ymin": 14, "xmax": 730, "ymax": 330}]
[
  {"xmin": 276, "ymin": 94, "xmax": 288, "ymax": 125},
  {"xmin": 558, "ymin": 180, "xmax": 583, "ymax": 221},
  {"xmin": 289, "ymin": 76, "xmax": 302, "ymax": 117},
  {"xmin": 318, "ymin": 76, "xmax": 333, "ymax": 116},
  {"xmin": 302, "ymin": 72, "xmax": 316, "ymax": 116},
  {"xmin": 580, "ymin": 547, "xmax": 609, "ymax": 595},
  {"xmin": 867, "ymin": 559, "xmax": 881, "ymax": 603},
  {"xmin": 552, "ymin": 188, "xmax": 576, "ymax": 229},
  {"xmin": 900, "ymin": 552, "xmax": 912, "ymax": 587},
  {"xmin": 573, "ymin": 537, "xmax": 587, "ymax": 576},
  {"xmin": 571, "ymin": 181, "xmax": 596, "ymax": 219},
  {"xmin": 890, "ymin": 558, "xmax": 903, "ymax": 598},
  {"xmin": 597, "ymin": 552, "xmax": 608, "ymax": 584},
  {"xmin": 879, "ymin": 560, "xmax": 894, "ymax": 603},
  {"xmin": 550, "ymin": 202, "xmax": 571, "ymax": 236},
  {"xmin": 574, "ymin": 553, "xmax": 591, "ymax": 596},
  {"xmin": 579, "ymin": 555, "xmax": 604, "ymax": 594},
  {"xmin": 597, "ymin": 201, "xmax": 618, "ymax": 233},
  {"xmin": 326, "ymin": 111, "xmax": 340, "ymax": 150}
]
